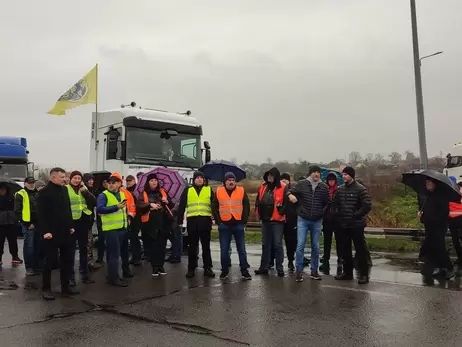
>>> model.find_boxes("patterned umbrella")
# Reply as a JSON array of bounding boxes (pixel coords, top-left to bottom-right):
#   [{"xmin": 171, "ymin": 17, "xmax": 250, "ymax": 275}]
[
  {"xmin": 135, "ymin": 167, "xmax": 187, "ymax": 204},
  {"xmin": 320, "ymin": 167, "xmax": 344, "ymax": 185}
]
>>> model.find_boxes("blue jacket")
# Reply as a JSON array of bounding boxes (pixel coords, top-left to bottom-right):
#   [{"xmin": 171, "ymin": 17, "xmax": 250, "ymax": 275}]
[{"xmin": 96, "ymin": 190, "xmax": 122, "ymax": 215}]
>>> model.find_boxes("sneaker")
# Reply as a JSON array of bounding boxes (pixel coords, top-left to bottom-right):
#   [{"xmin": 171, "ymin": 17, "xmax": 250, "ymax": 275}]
[
  {"xmin": 310, "ymin": 271, "xmax": 322, "ymax": 280},
  {"xmin": 26, "ymin": 269, "xmax": 37, "ymax": 277},
  {"xmin": 277, "ymin": 270, "xmax": 285, "ymax": 277},
  {"xmin": 69, "ymin": 279, "xmax": 77, "ymax": 287},
  {"xmin": 204, "ymin": 268, "xmax": 215, "ymax": 278},
  {"xmin": 254, "ymin": 268, "xmax": 269, "ymax": 275},
  {"xmin": 335, "ymin": 273, "xmax": 353, "ymax": 281},
  {"xmin": 241, "ymin": 270, "xmax": 252, "ymax": 280},
  {"xmin": 296, "ymin": 270, "xmax": 304, "ymax": 282},
  {"xmin": 12, "ymin": 257, "xmax": 23, "ymax": 265},
  {"xmin": 358, "ymin": 275, "xmax": 369, "ymax": 284},
  {"xmin": 152, "ymin": 269, "xmax": 160, "ymax": 277},
  {"xmin": 82, "ymin": 278, "xmax": 95, "ymax": 284},
  {"xmin": 185, "ymin": 270, "xmax": 195, "ymax": 278},
  {"xmin": 288, "ymin": 262, "xmax": 295, "ymax": 273},
  {"xmin": 61, "ymin": 287, "xmax": 80, "ymax": 295},
  {"xmin": 158, "ymin": 267, "xmax": 167, "ymax": 275},
  {"xmin": 42, "ymin": 291, "xmax": 56, "ymax": 301},
  {"xmin": 220, "ymin": 271, "xmax": 229, "ymax": 280}
]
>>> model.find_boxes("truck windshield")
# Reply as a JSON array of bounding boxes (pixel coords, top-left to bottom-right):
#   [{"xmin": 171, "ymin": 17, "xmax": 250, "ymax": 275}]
[
  {"xmin": 0, "ymin": 163, "xmax": 27, "ymax": 179},
  {"xmin": 447, "ymin": 156, "xmax": 462, "ymax": 168},
  {"xmin": 125, "ymin": 128, "xmax": 201, "ymax": 168}
]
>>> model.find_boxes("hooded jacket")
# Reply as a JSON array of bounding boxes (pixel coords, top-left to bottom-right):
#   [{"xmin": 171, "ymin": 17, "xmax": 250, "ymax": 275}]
[
  {"xmin": 255, "ymin": 167, "xmax": 287, "ymax": 222},
  {"xmin": 289, "ymin": 173, "xmax": 329, "ymax": 222},
  {"xmin": 324, "ymin": 172, "xmax": 339, "ymax": 222},
  {"xmin": 0, "ymin": 185, "xmax": 16, "ymax": 226}
]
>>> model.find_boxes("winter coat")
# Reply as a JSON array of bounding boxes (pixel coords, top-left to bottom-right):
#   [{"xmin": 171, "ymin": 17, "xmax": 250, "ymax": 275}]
[
  {"xmin": 289, "ymin": 177, "xmax": 329, "ymax": 222},
  {"xmin": 255, "ymin": 167, "xmax": 288, "ymax": 223},
  {"xmin": 333, "ymin": 180, "xmax": 371, "ymax": 228},
  {"xmin": 0, "ymin": 191, "xmax": 16, "ymax": 226}
]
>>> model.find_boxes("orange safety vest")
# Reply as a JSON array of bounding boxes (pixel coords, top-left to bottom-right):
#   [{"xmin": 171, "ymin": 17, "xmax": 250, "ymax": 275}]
[
  {"xmin": 216, "ymin": 186, "xmax": 244, "ymax": 222},
  {"xmin": 120, "ymin": 188, "xmax": 136, "ymax": 216},
  {"xmin": 256, "ymin": 183, "xmax": 286, "ymax": 222},
  {"xmin": 140, "ymin": 189, "xmax": 168, "ymax": 223},
  {"xmin": 449, "ymin": 188, "xmax": 462, "ymax": 218}
]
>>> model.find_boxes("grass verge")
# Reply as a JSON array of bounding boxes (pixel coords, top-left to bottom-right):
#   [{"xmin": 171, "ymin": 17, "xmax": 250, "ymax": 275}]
[{"xmin": 211, "ymin": 229, "xmax": 422, "ymax": 253}]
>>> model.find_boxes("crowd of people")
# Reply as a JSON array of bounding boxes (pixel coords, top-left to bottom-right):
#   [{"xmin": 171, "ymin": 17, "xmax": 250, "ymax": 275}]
[{"xmin": 2, "ymin": 163, "xmax": 460, "ymax": 301}]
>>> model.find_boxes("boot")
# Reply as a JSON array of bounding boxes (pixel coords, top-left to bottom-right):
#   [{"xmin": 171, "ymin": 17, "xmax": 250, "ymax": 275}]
[
  {"xmin": 204, "ymin": 268, "xmax": 215, "ymax": 278},
  {"xmin": 42, "ymin": 291, "xmax": 55, "ymax": 301}
]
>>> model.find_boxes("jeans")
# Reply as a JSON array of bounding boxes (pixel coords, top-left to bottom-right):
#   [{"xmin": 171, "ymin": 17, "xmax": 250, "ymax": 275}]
[
  {"xmin": 105, "ymin": 228, "xmax": 128, "ymax": 283},
  {"xmin": 218, "ymin": 223, "xmax": 249, "ymax": 272},
  {"xmin": 296, "ymin": 217, "xmax": 322, "ymax": 272},
  {"xmin": 170, "ymin": 226, "xmax": 183, "ymax": 260},
  {"xmin": 260, "ymin": 222, "xmax": 284, "ymax": 272},
  {"xmin": 22, "ymin": 225, "xmax": 36, "ymax": 269},
  {"xmin": 70, "ymin": 218, "xmax": 89, "ymax": 280}
]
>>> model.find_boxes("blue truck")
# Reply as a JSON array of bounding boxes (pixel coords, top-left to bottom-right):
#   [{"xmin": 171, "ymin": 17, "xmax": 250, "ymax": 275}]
[{"xmin": 0, "ymin": 136, "xmax": 33, "ymax": 187}]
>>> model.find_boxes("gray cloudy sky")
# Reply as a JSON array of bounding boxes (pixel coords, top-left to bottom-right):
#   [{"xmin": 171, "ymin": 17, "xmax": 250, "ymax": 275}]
[{"xmin": 1, "ymin": 0, "xmax": 461, "ymax": 171}]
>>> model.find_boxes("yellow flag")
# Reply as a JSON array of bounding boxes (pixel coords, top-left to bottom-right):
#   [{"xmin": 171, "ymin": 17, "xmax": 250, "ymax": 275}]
[{"xmin": 47, "ymin": 65, "xmax": 98, "ymax": 116}]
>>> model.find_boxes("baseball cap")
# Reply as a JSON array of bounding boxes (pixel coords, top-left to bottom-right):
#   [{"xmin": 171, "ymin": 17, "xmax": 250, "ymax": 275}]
[
  {"xmin": 108, "ymin": 172, "xmax": 123, "ymax": 183},
  {"xmin": 24, "ymin": 177, "xmax": 36, "ymax": 183}
]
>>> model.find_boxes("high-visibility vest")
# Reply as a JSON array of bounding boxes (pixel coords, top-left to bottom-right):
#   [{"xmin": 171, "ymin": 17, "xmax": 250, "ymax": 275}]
[
  {"xmin": 66, "ymin": 185, "xmax": 92, "ymax": 220},
  {"xmin": 15, "ymin": 189, "xmax": 31, "ymax": 222},
  {"xmin": 449, "ymin": 188, "xmax": 462, "ymax": 218},
  {"xmin": 256, "ymin": 183, "xmax": 286, "ymax": 222},
  {"xmin": 101, "ymin": 190, "xmax": 127, "ymax": 231},
  {"xmin": 216, "ymin": 186, "xmax": 244, "ymax": 222},
  {"xmin": 121, "ymin": 187, "xmax": 136, "ymax": 215},
  {"xmin": 140, "ymin": 189, "xmax": 168, "ymax": 223},
  {"xmin": 186, "ymin": 186, "xmax": 212, "ymax": 217}
]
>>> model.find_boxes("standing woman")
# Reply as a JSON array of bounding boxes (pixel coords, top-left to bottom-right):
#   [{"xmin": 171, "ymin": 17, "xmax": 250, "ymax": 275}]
[{"xmin": 136, "ymin": 173, "xmax": 174, "ymax": 277}]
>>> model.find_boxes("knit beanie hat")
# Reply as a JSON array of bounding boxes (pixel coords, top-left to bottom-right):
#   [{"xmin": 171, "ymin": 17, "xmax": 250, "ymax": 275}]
[
  {"xmin": 342, "ymin": 166, "xmax": 356, "ymax": 179},
  {"xmin": 146, "ymin": 173, "xmax": 158, "ymax": 182},
  {"xmin": 224, "ymin": 172, "xmax": 236, "ymax": 182},
  {"xmin": 82, "ymin": 173, "xmax": 94, "ymax": 184},
  {"xmin": 193, "ymin": 171, "xmax": 205, "ymax": 180},
  {"xmin": 308, "ymin": 165, "xmax": 322, "ymax": 176},
  {"xmin": 280, "ymin": 172, "xmax": 291, "ymax": 181},
  {"xmin": 69, "ymin": 170, "xmax": 83, "ymax": 180}
]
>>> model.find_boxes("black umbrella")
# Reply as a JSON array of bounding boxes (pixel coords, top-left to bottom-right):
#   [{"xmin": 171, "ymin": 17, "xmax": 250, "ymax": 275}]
[
  {"xmin": 401, "ymin": 169, "xmax": 461, "ymax": 202},
  {"xmin": 0, "ymin": 177, "xmax": 22, "ymax": 196}
]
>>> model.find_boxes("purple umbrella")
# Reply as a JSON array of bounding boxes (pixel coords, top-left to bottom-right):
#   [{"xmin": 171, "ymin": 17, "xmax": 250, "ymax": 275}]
[{"xmin": 136, "ymin": 167, "xmax": 187, "ymax": 204}]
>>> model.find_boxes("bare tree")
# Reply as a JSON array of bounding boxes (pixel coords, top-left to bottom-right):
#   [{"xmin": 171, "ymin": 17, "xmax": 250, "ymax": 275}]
[
  {"xmin": 373, "ymin": 153, "xmax": 385, "ymax": 166},
  {"xmin": 388, "ymin": 152, "xmax": 402, "ymax": 165},
  {"xmin": 348, "ymin": 151, "xmax": 362, "ymax": 166}
]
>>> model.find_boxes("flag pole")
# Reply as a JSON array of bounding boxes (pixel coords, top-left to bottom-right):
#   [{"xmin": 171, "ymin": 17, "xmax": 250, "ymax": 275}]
[{"xmin": 94, "ymin": 63, "xmax": 98, "ymax": 150}]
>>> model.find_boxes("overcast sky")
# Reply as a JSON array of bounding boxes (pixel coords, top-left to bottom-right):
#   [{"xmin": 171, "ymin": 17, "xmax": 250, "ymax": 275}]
[{"xmin": 1, "ymin": 0, "xmax": 461, "ymax": 171}]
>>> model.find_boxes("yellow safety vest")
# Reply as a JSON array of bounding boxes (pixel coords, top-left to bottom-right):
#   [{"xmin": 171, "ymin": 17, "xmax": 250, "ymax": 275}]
[
  {"xmin": 186, "ymin": 186, "xmax": 212, "ymax": 217},
  {"xmin": 15, "ymin": 189, "xmax": 31, "ymax": 222},
  {"xmin": 101, "ymin": 190, "xmax": 127, "ymax": 232},
  {"xmin": 66, "ymin": 185, "xmax": 92, "ymax": 220}
]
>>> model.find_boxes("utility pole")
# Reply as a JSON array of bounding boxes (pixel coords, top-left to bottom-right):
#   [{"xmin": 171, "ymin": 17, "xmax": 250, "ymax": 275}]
[{"xmin": 410, "ymin": 0, "xmax": 428, "ymax": 169}]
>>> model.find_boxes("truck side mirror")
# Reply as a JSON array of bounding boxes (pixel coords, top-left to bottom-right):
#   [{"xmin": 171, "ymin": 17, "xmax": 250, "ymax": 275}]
[
  {"xmin": 106, "ymin": 127, "xmax": 122, "ymax": 160},
  {"xmin": 205, "ymin": 149, "xmax": 211, "ymax": 163}
]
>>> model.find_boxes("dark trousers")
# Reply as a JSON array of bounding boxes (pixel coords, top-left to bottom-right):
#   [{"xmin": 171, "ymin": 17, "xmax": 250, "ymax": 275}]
[
  {"xmin": 283, "ymin": 223, "xmax": 297, "ymax": 262},
  {"xmin": 170, "ymin": 226, "xmax": 183, "ymax": 260},
  {"xmin": 145, "ymin": 228, "xmax": 168, "ymax": 269},
  {"xmin": 129, "ymin": 216, "xmax": 142, "ymax": 262},
  {"xmin": 260, "ymin": 222, "xmax": 284, "ymax": 272},
  {"xmin": 96, "ymin": 216, "xmax": 106, "ymax": 261},
  {"xmin": 42, "ymin": 238, "xmax": 72, "ymax": 291},
  {"xmin": 322, "ymin": 221, "xmax": 340, "ymax": 263},
  {"xmin": 338, "ymin": 226, "xmax": 371, "ymax": 277},
  {"xmin": 187, "ymin": 227, "xmax": 212, "ymax": 271},
  {"xmin": 70, "ymin": 218, "xmax": 89, "ymax": 280},
  {"xmin": 421, "ymin": 223, "xmax": 453, "ymax": 270},
  {"xmin": 0, "ymin": 225, "xmax": 19, "ymax": 258},
  {"xmin": 448, "ymin": 218, "xmax": 462, "ymax": 265},
  {"xmin": 105, "ymin": 228, "xmax": 129, "ymax": 283}
]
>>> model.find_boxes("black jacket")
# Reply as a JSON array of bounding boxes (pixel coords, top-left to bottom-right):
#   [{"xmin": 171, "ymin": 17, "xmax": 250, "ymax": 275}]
[
  {"xmin": 289, "ymin": 178, "xmax": 329, "ymax": 222},
  {"xmin": 212, "ymin": 186, "xmax": 250, "ymax": 226},
  {"xmin": 36, "ymin": 182, "xmax": 74, "ymax": 240},
  {"xmin": 136, "ymin": 188, "xmax": 175, "ymax": 230},
  {"xmin": 255, "ymin": 167, "xmax": 288, "ymax": 223},
  {"xmin": 14, "ymin": 188, "xmax": 38, "ymax": 227},
  {"xmin": 333, "ymin": 180, "xmax": 372, "ymax": 228},
  {"xmin": 418, "ymin": 190, "xmax": 449, "ymax": 227},
  {"xmin": 284, "ymin": 182, "xmax": 298, "ymax": 226},
  {"xmin": 0, "ymin": 190, "xmax": 16, "ymax": 226}
]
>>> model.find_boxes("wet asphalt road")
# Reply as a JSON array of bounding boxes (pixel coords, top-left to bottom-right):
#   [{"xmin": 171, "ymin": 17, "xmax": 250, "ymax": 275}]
[{"xmin": 0, "ymin": 242, "xmax": 461, "ymax": 346}]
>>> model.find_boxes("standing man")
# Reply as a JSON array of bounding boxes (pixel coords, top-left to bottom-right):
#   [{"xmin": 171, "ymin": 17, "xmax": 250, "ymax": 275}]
[
  {"xmin": 177, "ymin": 171, "xmax": 215, "ymax": 278},
  {"xmin": 15, "ymin": 177, "xmax": 39, "ymax": 276},
  {"xmin": 288, "ymin": 165, "xmax": 329, "ymax": 282},
  {"xmin": 333, "ymin": 166, "xmax": 372, "ymax": 284},
  {"xmin": 37, "ymin": 167, "xmax": 78, "ymax": 300},
  {"xmin": 280, "ymin": 172, "xmax": 297, "ymax": 272},
  {"xmin": 67, "ymin": 171, "xmax": 96, "ymax": 286},
  {"xmin": 125, "ymin": 175, "xmax": 142, "ymax": 266},
  {"xmin": 254, "ymin": 167, "xmax": 287, "ymax": 277},
  {"xmin": 212, "ymin": 172, "xmax": 251, "ymax": 280},
  {"xmin": 96, "ymin": 172, "xmax": 130, "ymax": 287},
  {"xmin": 82, "ymin": 173, "xmax": 100, "ymax": 270}
]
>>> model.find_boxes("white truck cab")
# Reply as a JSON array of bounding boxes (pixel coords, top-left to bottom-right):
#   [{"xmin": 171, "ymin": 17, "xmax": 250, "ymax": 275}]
[
  {"xmin": 444, "ymin": 142, "xmax": 462, "ymax": 180},
  {"xmin": 89, "ymin": 103, "xmax": 211, "ymax": 184}
]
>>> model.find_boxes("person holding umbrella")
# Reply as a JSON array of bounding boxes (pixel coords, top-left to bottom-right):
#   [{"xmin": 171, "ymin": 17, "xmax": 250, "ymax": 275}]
[
  {"xmin": 402, "ymin": 169, "xmax": 458, "ymax": 280},
  {"xmin": 136, "ymin": 173, "xmax": 174, "ymax": 277}
]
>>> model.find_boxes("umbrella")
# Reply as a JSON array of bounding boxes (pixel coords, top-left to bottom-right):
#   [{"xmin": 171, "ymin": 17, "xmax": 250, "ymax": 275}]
[
  {"xmin": 199, "ymin": 160, "xmax": 246, "ymax": 182},
  {"xmin": 136, "ymin": 167, "xmax": 187, "ymax": 204},
  {"xmin": 320, "ymin": 168, "xmax": 344, "ymax": 185},
  {"xmin": 0, "ymin": 177, "xmax": 22, "ymax": 196},
  {"xmin": 401, "ymin": 169, "xmax": 461, "ymax": 202}
]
